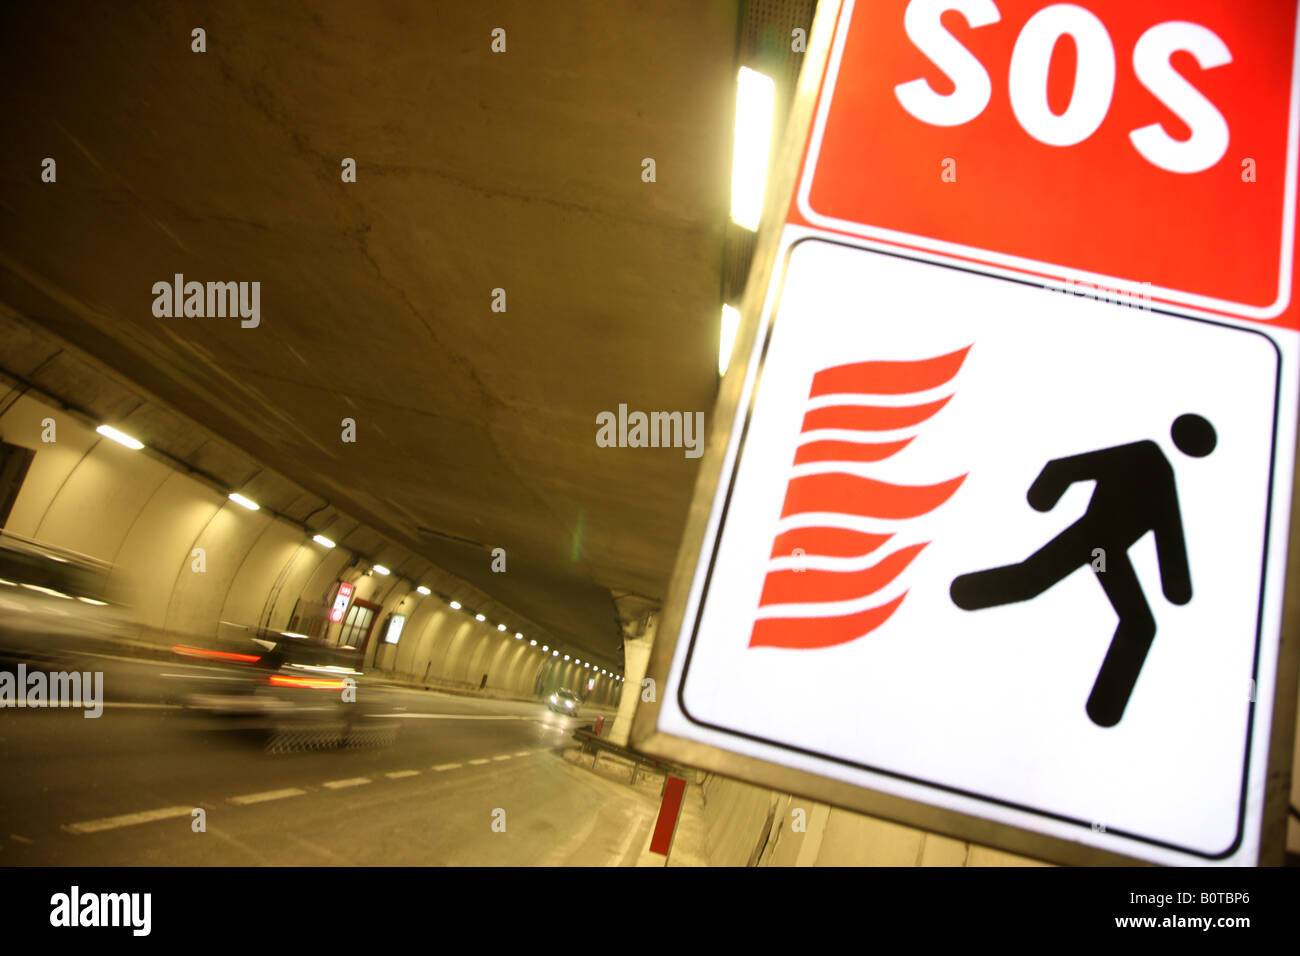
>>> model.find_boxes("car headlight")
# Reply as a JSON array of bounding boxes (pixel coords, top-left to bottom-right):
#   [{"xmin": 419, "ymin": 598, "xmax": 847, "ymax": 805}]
[
  {"xmin": 549, "ymin": 694, "xmax": 557, "ymax": 703},
  {"xmin": 564, "ymin": 700, "xmax": 574, "ymax": 708}
]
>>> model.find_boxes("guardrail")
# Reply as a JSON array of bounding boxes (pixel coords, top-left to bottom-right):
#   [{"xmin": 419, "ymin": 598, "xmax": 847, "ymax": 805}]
[{"xmin": 572, "ymin": 726, "xmax": 695, "ymax": 786}]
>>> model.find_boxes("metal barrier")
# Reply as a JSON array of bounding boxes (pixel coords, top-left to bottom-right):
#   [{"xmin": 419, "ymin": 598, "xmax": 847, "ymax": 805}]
[{"xmin": 571, "ymin": 727, "xmax": 693, "ymax": 786}]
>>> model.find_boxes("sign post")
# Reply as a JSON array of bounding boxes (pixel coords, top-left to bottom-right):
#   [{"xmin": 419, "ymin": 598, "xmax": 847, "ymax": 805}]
[{"xmin": 633, "ymin": 0, "xmax": 1300, "ymax": 866}]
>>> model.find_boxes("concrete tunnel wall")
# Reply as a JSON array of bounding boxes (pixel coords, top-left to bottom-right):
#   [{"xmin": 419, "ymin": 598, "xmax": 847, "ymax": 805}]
[
  {"xmin": 0, "ymin": 392, "xmax": 622, "ymax": 707},
  {"xmin": 693, "ymin": 773, "xmax": 1049, "ymax": 867}
]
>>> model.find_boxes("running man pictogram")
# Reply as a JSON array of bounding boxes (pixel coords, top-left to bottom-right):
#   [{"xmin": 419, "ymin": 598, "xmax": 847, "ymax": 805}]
[{"xmin": 950, "ymin": 414, "xmax": 1217, "ymax": 727}]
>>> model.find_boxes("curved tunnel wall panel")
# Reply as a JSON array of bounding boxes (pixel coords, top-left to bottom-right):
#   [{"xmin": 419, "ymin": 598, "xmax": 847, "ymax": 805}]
[
  {"xmin": 392, "ymin": 600, "xmax": 440, "ymax": 677},
  {"xmin": 2, "ymin": 398, "xmax": 98, "ymax": 541},
  {"xmin": 261, "ymin": 540, "xmax": 333, "ymax": 633},
  {"xmin": 166, "ymin": 505, "xmax": 271, "ymax": 638},
  {"xmin": 109, "ymin": 472, "xmax": 224, "ymax": 632},
  {"xmin": 464, "ymin": 632, "xmax": 496, "ymax": 685},
  {"xmin": 36, "ymin": 444, "xmax": 171, "ymax": 561},
  {"xmin": 221, "ymin": 524, "xmax": 312, "ymax": 636}
]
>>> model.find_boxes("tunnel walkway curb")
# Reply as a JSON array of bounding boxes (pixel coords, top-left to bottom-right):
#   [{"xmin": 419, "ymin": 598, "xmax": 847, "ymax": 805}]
[{"xmin": 558, "ymin": 742, "xmax": 707, "ymax": 866}]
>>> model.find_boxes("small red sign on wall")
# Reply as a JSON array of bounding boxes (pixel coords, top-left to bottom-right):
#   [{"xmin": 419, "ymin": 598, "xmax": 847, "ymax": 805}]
[{"xmin": 329, "ymin": 581, "xmax": 355, "ymax": 624}]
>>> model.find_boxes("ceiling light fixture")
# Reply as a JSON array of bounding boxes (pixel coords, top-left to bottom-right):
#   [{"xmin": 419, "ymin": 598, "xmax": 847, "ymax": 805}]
[
  {"xmin": 96, "ymin": 425, "xmax": 144, "ymax": 450},
  {"xmin": 730, "ymin": 66, "xmax": 776, "ymax": 231}
]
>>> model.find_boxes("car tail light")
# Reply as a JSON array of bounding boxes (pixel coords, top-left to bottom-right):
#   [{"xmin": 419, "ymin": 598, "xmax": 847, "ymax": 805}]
[{"xmin": 267, "ymin": 675, "xmax": 347, "ymax": 690}]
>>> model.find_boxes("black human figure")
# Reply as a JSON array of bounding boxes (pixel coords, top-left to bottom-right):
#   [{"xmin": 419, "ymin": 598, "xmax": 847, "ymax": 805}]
[{"xmin": 950, "ymin": 414, "xmax": 1216, "ymax": 727}]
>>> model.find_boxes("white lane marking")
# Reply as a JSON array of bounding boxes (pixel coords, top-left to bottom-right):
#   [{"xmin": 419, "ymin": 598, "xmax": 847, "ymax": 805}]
[
  {"xmin": 229, "ymin": 788, "xmax": 307, "ymax": 805},
  {"xmin": 385, "ymin": 770, "xmax": 420, "ymax": 779},
  {"xmin": 373, "ymin": 713, "xmax": 534, "ymax": 720},
  {"xmin": 160, "ymin": 672, "xmax": 247, "ymax": 681},
  {"xmin": 613, "ymin": 811, "xmax": 646, "ymax": 866},
  {"xmin": 467, "ymin": 758, "xmax": 491, "ymax": 766},
  {"xmin": 322, "ymin": 777, "xmax": 371, "ymax": 790},
  {"xmin": 492, "ymin": 754, "xmax": 512, "ymax": 762},
  {"xmin": 513, "ymin": 751, "xmax": 529, "ymax": 757},
  {"xmin": 63, "ymin": 806, "xmax": 194, "ymax": 835},
  {"xmin": 431, "ymin": 763, "xmax": 462, "ymax": 771},
  {"xmin": 9, "ymin": 834, "xmax": 33, "ymax": 845}
]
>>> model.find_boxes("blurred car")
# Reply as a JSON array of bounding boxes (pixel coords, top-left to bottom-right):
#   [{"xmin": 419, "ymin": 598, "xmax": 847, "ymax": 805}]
[
  {"xmin": 547, "ymin": 688, "xmax": 580, "ymax": 716},
  {"xmin": 0, "ymin": 532, "xmax": 125, "ymax": 666},
  {"xmin": 175, "ymin": 628, "xmax": 365, "ymax": 731}
]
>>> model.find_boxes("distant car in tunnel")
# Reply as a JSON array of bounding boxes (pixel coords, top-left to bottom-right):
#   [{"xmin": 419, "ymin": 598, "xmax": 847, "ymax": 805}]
[{"xmin": 547, "ymin": 689, "xmax": 580, "ymax": 716}]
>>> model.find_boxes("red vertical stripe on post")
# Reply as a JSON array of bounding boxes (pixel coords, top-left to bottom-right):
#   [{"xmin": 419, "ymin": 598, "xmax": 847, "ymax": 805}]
[
  {"xmin": 594, "ymin": 715, "xmax": 605, "ymax": 736},
  {"xmin": 650, "ymin": 775, "xmax": 687, "ymax": 856}
]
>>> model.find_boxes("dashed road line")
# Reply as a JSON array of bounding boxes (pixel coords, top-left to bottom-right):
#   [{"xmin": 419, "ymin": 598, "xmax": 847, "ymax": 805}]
[
  {"xmin": 229, "ymin": 788, "xmax": 307, "ymax": 806},
  {"xmin": 63, "ymin": 806, "xmax": 194, "ymax": 835},
  {"xmin": 54, "ymin": 748, "xmax": 531, "ymax": 837}
]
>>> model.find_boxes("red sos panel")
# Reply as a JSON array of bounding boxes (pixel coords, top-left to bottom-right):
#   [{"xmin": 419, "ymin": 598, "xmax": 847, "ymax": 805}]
[
  {"xmin": 329, "ymin": 581, "xmax": 355, "ymax": 625},
  {"xmin": 793, "ymin": 0, "xmax": 1300, "ymax": 324}
]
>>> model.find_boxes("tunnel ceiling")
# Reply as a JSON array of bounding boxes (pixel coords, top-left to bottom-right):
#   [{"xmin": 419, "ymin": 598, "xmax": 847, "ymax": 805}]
[{"xmin": 0, "ymin": 1, "xmax": 742, "ymax": 662}]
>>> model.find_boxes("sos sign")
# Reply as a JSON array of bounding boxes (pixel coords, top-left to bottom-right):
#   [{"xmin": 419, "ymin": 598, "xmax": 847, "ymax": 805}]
[
  {"xmin": 330, "ymin": 581, "xmax": 355, "ymax": 624},
  {"xmin": 794, "ymin": 0, "xmax": 1300, "ymax": 322},
  {"xmin": 894, "ymin": 1, "xmax": 1231, "ymax": 171}
]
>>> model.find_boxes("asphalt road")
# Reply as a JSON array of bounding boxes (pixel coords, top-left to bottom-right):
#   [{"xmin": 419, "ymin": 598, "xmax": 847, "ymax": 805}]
[{"xmin": 0, "ymin": 654, "xmax": 658, "ymax": 866}]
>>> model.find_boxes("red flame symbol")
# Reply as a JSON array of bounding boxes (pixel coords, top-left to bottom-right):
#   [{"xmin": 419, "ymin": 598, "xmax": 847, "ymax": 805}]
[{"xmin": 748, "ymin": 346, "xmax": 970, "ymax": 650}]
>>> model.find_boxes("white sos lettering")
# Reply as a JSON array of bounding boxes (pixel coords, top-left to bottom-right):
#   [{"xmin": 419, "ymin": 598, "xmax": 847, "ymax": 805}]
[{"xmin": 893, "ymin": 0, "xmax": 1233, "ymax": 173}]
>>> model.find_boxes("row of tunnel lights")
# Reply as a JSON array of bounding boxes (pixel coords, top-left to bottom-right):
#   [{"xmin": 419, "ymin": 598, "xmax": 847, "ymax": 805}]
[{"xmin": 95, "ymin": 424, "xmax": 625, "ymax": 683}]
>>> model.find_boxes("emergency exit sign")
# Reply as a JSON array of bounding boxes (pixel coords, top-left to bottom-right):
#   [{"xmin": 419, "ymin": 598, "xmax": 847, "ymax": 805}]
[
  {"xmin": 330, "ymin": 581, "xmax": 355, "ymax": 624},
  {"xmin": 637, "ymin": 0, "xmax": 1300, "ymax": 867}
]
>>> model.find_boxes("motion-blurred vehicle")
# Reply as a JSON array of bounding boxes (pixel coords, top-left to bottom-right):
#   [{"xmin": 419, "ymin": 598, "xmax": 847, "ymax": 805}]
[
  {"xmin": 0, "ymin": 532, "xmax": 125, "ymax": 666},
  {"xmin": 547, "ymin": 688, "xmax": 580, "ymax": 716},
  {"xmin": 175, "ymin": 627, "xmax": 365, "ymax": 731}
]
